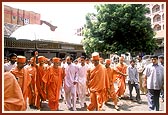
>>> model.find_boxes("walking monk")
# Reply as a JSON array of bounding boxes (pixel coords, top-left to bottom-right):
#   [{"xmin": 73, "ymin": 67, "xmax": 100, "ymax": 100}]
[
  {"xmin": 104, "ymin": 59, "xmax": 119, "ymax": 110},
  {"xmin": 87, "ymin": 52, "xmax": 106, "ymax": 111},
  {"xmin": 4, "ymin": 72, "xmax": 25, "ymax": 111},
  {"xmin": 115, "ymin": 56, "xmax": 128, "ymax": 99},
  {"xmin": 35, "ymin": 55, "xmax": 47, "ymax": 109},
  {"xmin": 42, "ymin": 57, "xmax": 65, "ymax": 111},
  {"xmin": 27, "ymin": 57, "xmax": 38, "ymax": 109},
  {"xmin": 10, "ymin": 56, "xmax": 33, "ymax": 110}
]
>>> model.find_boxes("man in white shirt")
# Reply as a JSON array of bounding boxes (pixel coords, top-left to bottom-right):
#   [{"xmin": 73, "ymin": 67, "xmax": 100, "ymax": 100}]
[
  {"xmin": 77, "ymin": 56, "xmax": 88, "ymax": 110},
  {"xmin": 64, "ymin": 56, "xmax": 79, "ymax": 111},
  {"xmin": 4, "ymin": 53, "xmax": 17, "ymax": 72},
  {"xmin": 59, "ymin": 58, "xmax": 67, "ymax": 101},
  {"xmin": 158, "ymin": 55, "xmax": 164, "ymax": 102}
]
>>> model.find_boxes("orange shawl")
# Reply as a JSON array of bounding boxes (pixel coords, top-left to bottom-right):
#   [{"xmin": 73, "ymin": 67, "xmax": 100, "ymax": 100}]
[
  {"xmin": 88, "ymin": 64, "xmax": 105, "ymax": 92},
  {"xmin": 4, "ymin": 72, "xmax": 25, "ymax": 111}
]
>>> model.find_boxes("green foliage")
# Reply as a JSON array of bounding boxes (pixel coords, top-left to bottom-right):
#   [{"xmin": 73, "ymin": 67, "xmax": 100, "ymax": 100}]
[{"xmin": 82, "ymin": 4, "xmax": 157, "ymax": 56}]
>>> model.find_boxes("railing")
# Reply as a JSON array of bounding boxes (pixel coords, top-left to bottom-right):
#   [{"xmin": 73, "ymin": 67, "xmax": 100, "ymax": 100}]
[{"xmin": 4, "ymin": 38, "xmax": 84, "ymax": 51}]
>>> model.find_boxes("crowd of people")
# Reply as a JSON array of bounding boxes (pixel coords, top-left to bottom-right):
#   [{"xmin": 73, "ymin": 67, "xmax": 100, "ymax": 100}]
[{"xmin": 3, "ymin": 51, "xmax": 164, "ymax": 111}]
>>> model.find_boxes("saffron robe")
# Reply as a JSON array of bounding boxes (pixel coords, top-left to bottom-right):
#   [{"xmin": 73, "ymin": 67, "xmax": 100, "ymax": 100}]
[
  {"xmin": 115, "ymin": 63, "xmax": 127, "ymax": 97},
  {"xmin": 42, "ymin": 66, "xmax": 64, "ymax": 110},
  {"xmin": 27, "ymin": 65, "xmax": 38, "ymax": 107},
  {"xmin": 87, "ymin": 64, "xmax": 105, "ymax": 111},
  {"xmin": 4, "ymin": 72, "xmax": 25, "ymax": 111},
  {"xmin": 104, "ymin": 67, "xmax": 118, "ymax": 105},
  {"xmin": 10, "ymin": 67, "xmax": 32, "ymax": 110}
]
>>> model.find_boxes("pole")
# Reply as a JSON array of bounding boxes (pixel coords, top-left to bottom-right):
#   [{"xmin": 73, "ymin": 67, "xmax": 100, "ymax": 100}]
[{"xmin": 34, "ymin": 32, "xmax": 37, "ymax": 50}]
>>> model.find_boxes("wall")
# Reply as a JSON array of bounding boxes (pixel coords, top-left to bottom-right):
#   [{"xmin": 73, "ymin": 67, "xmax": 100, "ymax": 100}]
[{"xmin": 4, "ymin": 5, "xmax": 41, "ymax": 25}]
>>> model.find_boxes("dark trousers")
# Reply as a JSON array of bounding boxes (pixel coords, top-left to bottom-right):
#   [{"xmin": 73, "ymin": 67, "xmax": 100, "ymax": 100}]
[
  {"xmin": 148, "ymin": 89, "xmax": 161, "ymax": 111},
  {"xmin": 128, "ymin": 82, "xmax": 141, "ymax": 100},
  {"xmin": 160, "ymin": 89, "xmax": 164, "ymax": 101}
]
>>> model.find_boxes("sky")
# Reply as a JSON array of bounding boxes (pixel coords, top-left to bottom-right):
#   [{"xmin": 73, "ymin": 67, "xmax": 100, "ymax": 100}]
[{"xmin": 3, "ymin": 2, "xmax": 97, "ymax": 39}]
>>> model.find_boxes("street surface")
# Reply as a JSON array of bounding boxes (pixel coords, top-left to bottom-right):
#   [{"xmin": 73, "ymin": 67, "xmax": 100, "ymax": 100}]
[{"xmin": 26, "ymin": 83, "xmax": 165, "ymax": 112}]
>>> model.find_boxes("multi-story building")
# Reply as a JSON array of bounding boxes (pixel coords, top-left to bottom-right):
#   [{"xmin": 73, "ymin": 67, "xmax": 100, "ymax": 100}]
[
  {"xmin": 146, "ymin": 3, "xmax": 165, "ymax": 54},
  {"xmin": 4, "ymin": 5, "xmax": 41, "ymax": 25}
]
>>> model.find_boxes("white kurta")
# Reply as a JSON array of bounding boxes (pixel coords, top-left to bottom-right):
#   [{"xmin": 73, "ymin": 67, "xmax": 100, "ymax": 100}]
[
  {"xmin": 64, "ymin": 63, "xmax": 79, "ymax": 110},
  {"xmin": 77, "ymin": 64, "xmax": 89, "ymax": 108},
  {"xmin": 59, "ymin": 62, "xmax": 67, "ymax": 99},
  {"xmin": 4, "ymin": 62, "xmax": 17, "ymax": 72}
]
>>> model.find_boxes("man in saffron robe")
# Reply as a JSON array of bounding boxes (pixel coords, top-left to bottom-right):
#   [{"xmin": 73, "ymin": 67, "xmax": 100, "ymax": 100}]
[
  {"xmin": 4, "ymin": 72, "xmax": 25, "ymax": 111},
  {"xmin": 115, "ymin": 56, "xmax": 128, "ymax": 99},
  {"xmin": 35, "ymin": 55, "xmax": 47, "ymax": 109},
  {"xmin": 104, "ymin": 59, "xmax": 119, "ymax": 110},
  {"xmin": 27, "ymin": 57, "xmax": 38, "ymax": 109},
  {"xmin": 10, "ymin": 56, "xmax": 33, "ymax": 110},
  {"xmin": 42, "ymin": 57, "xmax": 65, "ymax": 111},
  {"xmin": 87, "ymin": 52, "xmax": 106, "ymax": 111}
]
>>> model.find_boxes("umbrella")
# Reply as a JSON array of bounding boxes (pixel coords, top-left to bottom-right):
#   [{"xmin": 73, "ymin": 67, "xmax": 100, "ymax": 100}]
[
  {"xmin": 10, "ymin": 24, "xmax": 84, "ymax": 44},
  {"xmin": 10, "ymin": 24, "xmax": 57, "ymax": 41}
]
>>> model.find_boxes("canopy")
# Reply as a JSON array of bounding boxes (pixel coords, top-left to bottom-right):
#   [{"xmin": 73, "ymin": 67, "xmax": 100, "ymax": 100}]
[{"xmin": 10, "ymin": 24, "xmax": 83, "ymax": 44}]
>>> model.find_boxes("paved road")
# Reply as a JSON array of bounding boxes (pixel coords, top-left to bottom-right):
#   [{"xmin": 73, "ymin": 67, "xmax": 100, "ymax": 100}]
[{"xmin": 26, "ymin": 83, "xmax": 165, "ymax": 112}]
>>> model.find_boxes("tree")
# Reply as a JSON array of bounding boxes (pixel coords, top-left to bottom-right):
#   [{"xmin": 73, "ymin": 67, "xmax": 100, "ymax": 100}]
[{"xmin": 82, "ymin": 4, "xmax": 158, "ymax": 56}]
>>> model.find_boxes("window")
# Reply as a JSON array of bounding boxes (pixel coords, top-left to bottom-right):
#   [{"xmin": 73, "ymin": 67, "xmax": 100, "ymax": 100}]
[
  {"xmin": 152, "ymin": 5, "xmax": 160, "ymax": 13},
  {"xmin": 12, "ymin": 16, "xmax": 16, "ymax": 19},
  {"xmin": 156, "ymin": 16, "xmax": 161, "ymax": 21},
  {"xmin": 153, "ymin": 14, "xmax": 161, "ymax": 23},
  {"xmin": 19, "ymin": 17, "xmax": 23, "ymax": 21},
  {"xmin": 162, "ymin": 4, "xmax": 164, "ymax": 10},
  {"xmin": 154, "ymin": 24, "xmax": 161, "ymax": 31},
  {"xmin": 156, "ymin": 26, "xmax": 161, "ymax": 31},
  {"xmin": 155, "ymin": 7, "xmax": 160, "ymax": 12},
  {"xmin": 24, "ymin": 18, "xmax": 29, "ymax": 24}
]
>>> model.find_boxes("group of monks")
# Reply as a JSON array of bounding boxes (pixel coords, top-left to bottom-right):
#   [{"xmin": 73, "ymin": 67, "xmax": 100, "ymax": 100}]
[{"xmin": 4, "ymin": 51, "xmax": 128, "ymax": 111}]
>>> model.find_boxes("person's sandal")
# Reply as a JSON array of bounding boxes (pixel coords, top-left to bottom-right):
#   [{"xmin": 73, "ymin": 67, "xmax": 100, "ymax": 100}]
[{"xmin": 115, "ymin": 105, "xmax": 119, "ymax": 111}]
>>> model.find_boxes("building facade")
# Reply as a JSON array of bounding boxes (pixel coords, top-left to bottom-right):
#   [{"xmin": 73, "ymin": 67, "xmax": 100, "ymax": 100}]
[
  {"xmin": 3, "ymin": 5, "xmax": 85, "ymax": 60},
  {"xmin": 75, "ymin": 26, "xmax": 84, "ymax": 36},
  {"xmin": 4, "ymin": 5, "xmax": 41, "ymax": 25},
  {"xmin": 146, "ymin": 3, "xmax": 165, "ymax": 55},
  {"xmin": 4, "ymin": 37, "xmax": 85, "ymax": 60}
]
